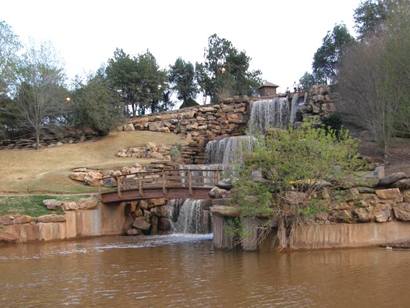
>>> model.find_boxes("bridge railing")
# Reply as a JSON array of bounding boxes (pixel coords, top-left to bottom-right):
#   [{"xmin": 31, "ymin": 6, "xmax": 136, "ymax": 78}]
[{"xmin": 101, "ymin": 167, "xmax": 224, "ymax": 198}]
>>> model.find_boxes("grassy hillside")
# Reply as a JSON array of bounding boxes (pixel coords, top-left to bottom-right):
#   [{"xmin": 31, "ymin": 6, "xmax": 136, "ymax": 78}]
[{"xmin": 0, "ymin": 131, "xmax": 185, "ymax": 194}]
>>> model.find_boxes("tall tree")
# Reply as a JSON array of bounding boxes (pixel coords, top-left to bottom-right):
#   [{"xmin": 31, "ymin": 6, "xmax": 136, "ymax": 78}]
[
  {"xmin": 0, "ymin": 20, "xmax": 21, "ymax": 96},
  {"xmin": 169, "ymin": 58, "xmax": 199, "ymax": 108},
  {"xmin": 312, "ymin": 24, "xmax": 355, "ymax": 84},
  {"xmin": 106, "ymin": 49, "xmax": 171, "ymax": 115},
  {"xmin": 353, "ymin": 0, "xmax": 408, "ymax": 39},
  {"xmin": 72, "ymin": 72, "xmax": 123, "ymax": 135},
  {"xmin": 14, "ymin": 43, "xmax": 67, "ymax": 148},
  {"xmin": 196, "ymin": 34, "xmax": 261, "ymax": 103}
]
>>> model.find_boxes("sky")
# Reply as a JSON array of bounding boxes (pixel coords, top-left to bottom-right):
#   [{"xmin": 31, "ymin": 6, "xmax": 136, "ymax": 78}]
[{"xmin": 2, "ymin": 0, "xmax": 362, "ymax": 95}]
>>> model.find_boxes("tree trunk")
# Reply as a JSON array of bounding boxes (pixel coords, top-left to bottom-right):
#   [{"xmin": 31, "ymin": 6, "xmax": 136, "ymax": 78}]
[{"xmin": 35, "ymin": 127, "xmax": 40, "ymax": 150}]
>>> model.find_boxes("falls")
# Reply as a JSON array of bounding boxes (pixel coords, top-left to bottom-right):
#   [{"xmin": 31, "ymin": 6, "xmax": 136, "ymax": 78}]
[
  {"xmin": 170, "ymin": 199, "xmax": 210, "ymax": 234},
  {"xmin": 248, "ymin": 97, "xmax": 290, "ymax": 134},
  {"xmin": 205, "ymin": 136, "xmax": 255, "ymax": 165}
]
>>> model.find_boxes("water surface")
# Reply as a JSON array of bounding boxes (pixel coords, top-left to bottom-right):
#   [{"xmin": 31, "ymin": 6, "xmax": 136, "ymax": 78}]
[{"xmin": 0, "ymin": 235, "xmax": 409, "ymax": 307}]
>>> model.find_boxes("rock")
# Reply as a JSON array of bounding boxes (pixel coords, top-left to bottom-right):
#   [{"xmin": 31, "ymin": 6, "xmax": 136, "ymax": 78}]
[
  {"xmin": 0, "ymin": 216, "xmax": 14, "ymax": 225},
  {"xmin": 378, "ymin": 172, "xmax": 407, "ymax": 187},
  {"xmin": 158, "ymin": 217, "xmax": 172, "ymax": 231},
  {"xmin": 61, "ymin": 201, "xmax": 79, "ymax": 210},
  {"xmin": 84, "ymin": 171, "xmax": 103, "ymax": 186},
  {"xmin": 285, "ymin": 191, "xmax": 307, "ymax": 205},
  {"xmin": 149, "ymin": 198, "xmax": 166, "ymax": 207},
  {"xmin": 139, "ymin": 200, "xmax": 149, "ymax": 210},
  {"xmin": 69, "ymin": 171, "xmax": 87, "ymax": 182},
  {"xmin": 150, "ymin": 205, "xmax": 171, "ymax": 217},
  {"xmin": 36, "ymin": 214, "xmax": 66, "ymax": 223},
  {"xmin": 352, "ymin": 208, "xmax": 372, "ymax": 223},
  {"xmin": 375, "ymin": 188, "xmax": 403, "ymax": 201},
  {"xmin": 314, "ymin": 212, "xmax": 329, "ymax": 223},
  {"xmin": 133, "ymin": 217, "xmax": 151, "ymax": 231},
  {"xmin": 333, "ymin": 210, "xmax": 353, "ymax": 223},
  {"xmin": 210, "ymin": 206, "xmax": 240, "ymax": 217},
  {"xmin": 43, "ymin": 199, "xmax": 63, "ymax": 210},
  {"xmin": 404, "ymin": 190, "xmax": 410, "ymax": 202},
  {"xmin": 393, "ymin": 203, "xmax": 410, "ymax": 221},
  {"xmin": 373, "ymin": 204, "xmax": 392, "ymax": 223},
  {"xmin": 126, "ymin": 228, "xmax": 142, "ymax": 236},
  {"xmin": 209, "ymin": 186, "xmax": 228, "ymax": 199},
  {"xmin": 124, "ymin": 123, "xmax": 135, "ymax": 131},
  {"xmin": 392, "ymin": 178, "xmax": 410, "ymax": 190},
  {"xmin": 357, "ymin": 187, "xmax": 376, "ymax": 194},
  {"xmin": 77, "ymin": 198, "xmax": 98, "ymax": 210},
  {"xmin": 216, "ymin": 179, "xmax": 233, "ymax": 190},
  {"xmin": 150, "ymin": 152, "xmax": 164, "ymax": 160},
  {"xmin": 13, "ymin": 215, "xmax": 33, "ymax": 224}
]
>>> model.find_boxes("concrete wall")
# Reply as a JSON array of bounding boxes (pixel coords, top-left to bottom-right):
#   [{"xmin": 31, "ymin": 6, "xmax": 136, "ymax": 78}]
[
  {"xmin": 289, "ymin": 222, "xmax": 410, "ymax": 250},
  {"xmin": 1, "ymin": 204, "xmax": 128, "ymax": 243}
]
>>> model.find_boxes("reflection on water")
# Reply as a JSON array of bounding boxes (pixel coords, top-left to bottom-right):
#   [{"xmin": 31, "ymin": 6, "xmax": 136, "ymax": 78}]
[{"xmin": 0, "ymin": 235, "xmax": 410, "ymax": 307}]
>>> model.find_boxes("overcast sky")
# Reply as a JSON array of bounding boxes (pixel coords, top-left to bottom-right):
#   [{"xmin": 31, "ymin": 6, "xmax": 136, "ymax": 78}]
[{"xmin": 2, "ymin": 0, "xmax": 361, "ymax": 93}]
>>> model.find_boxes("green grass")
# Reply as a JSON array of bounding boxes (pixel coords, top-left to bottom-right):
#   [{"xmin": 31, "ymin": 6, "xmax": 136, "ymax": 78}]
[{"xmin": 0, "ymin": 195, "xmax": 91, "ymax": 217}]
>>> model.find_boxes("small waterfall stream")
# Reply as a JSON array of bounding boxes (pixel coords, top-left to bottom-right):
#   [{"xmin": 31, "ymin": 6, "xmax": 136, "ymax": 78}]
[
  {"xmin": 169, "ymin": 199, "xmax": 211, "ymax": 234},
  {"xmin": 205, "ymin": 136, "xmax": 255, "ymax": 165},
  {"xmin": 248, "ymin": 97, "xmax": 290, "ymax": 134}
]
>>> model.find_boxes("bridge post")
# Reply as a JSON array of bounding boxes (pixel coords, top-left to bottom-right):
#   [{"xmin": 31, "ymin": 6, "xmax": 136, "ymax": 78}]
[{"xmin": 117, "ymin": 176, "xmax": 122, "ymax": 198}]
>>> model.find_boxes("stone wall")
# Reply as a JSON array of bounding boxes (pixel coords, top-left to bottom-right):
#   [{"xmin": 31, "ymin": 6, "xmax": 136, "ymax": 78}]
[
  {"xmin": 122, "ymin": 97, "xmax": 250, "ymax": 163},
  {"xmin": 210, "ymin": 171, "xmax": 410, "ymax": 251},
  {"xmin": 121, "ymin": 88, "xmax": 335, "ymax": 163}
]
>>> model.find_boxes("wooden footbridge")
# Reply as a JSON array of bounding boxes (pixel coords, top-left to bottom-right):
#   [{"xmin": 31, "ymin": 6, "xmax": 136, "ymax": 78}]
[{"xmin": 100, "ymin": 167, "xmax": 223, "ymax": 204}]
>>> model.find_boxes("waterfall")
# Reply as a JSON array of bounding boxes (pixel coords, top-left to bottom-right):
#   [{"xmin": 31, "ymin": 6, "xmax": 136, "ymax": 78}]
[
  {"xmin": 205, "ymin": 136, "xmax": 255, "ymax": 165},
  {"xmin": 290, "ymin": 94, "xmax": 298, "ymax": 124},
  {"xmin": 248, "ymin": 97, "xmax": 290, "ymax": 134},
  {"xmin": 290, "ymin": 94, "xmax": 306, "ymax": 124},
  {"xmin": 170, "ymin": 199, "xmax": 210, "ymax": 234}
]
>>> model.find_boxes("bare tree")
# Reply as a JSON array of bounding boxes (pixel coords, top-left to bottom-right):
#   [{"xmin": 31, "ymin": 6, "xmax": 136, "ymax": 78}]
[
  {"xmin": 338, "ymin": 29, "xmax": 409, "ymax": 153},
  {"xmin": 14, "ymin": 43, "xmax": 67, "ymax": 149}
]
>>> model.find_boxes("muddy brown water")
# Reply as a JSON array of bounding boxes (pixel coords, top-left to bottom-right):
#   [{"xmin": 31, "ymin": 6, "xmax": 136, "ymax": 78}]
[{"xmin": 0, "ymin": 235, "xmax": 409, "ymax": 307}]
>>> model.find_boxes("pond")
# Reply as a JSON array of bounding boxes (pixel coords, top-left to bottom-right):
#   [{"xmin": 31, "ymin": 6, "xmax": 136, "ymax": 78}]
[{"xmin": 0, "ymin": 235, "xmax": 409, "ymax": 307}]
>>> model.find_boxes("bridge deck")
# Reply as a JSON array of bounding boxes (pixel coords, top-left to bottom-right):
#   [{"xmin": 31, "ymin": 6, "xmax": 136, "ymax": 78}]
[{"xmin": 99, "ymin": 167, "xmax": 222, "ymax": 204}]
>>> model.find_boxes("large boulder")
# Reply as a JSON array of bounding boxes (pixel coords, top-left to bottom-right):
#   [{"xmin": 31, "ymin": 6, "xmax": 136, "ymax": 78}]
[
  {"xmin": 209, "ymin": 186, "xmax": 228, "ymax": 199},
  {"xmin": 84, "ymin": 171, "xmax": 103, "ymax": 186},
  {"xmin": 216, "ymin": 179, "xmax": 233, "ymax": 190},
  {"xmin": 43, "ymin": 199, "xmax": 63, "ymax": 210},
  {"xmin": 13, "ymin": 215, "xmax": 33, "ymax": 224},
  {"xmin": 352, "ymin": 207, "xmax": 372, "ymax": 223},
  {"xmin": 36, "ymin": 214, "xmax": 66, "ymax": 223},
  {"xmin": 393, "ymin": 203, "xmax": 410, "ymax": 221},
  {"xmin": 373, "ymin": 204, "xmax": 392, "ymax": 223},
  {"xmin": 132, "ymin": 217, "xmax": 151, "ymax": 231},
  {"xmin": 158, "ymin": 217, "xmax": 172, "ymax": 231},
  {"xmin": 392, "ymin": 179, "xmax": 410, "ymax": 190},
  {"xmin": 375, "ymin": 188, "xmax": 403, "ymax": 202},
  {"xmin": 378, "ymin": 172, "xmax": 407, "ymax": 187},
  {"xmin": 0, "ymin": 215, "xmax": 15, "ymax": 225}
]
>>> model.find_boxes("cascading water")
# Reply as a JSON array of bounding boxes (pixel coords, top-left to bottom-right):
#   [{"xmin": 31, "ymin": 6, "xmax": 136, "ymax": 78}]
[
  {"xmin": 205, "ymin": 136, "xmax": 255, "ymax": 165},
  {"xmin": 248, "ymin": 97, "xmax": 290, "ymax": 134},
  {"xmin": 170, "ymin": 199, "xmax": 210, "ymax": 234}
]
